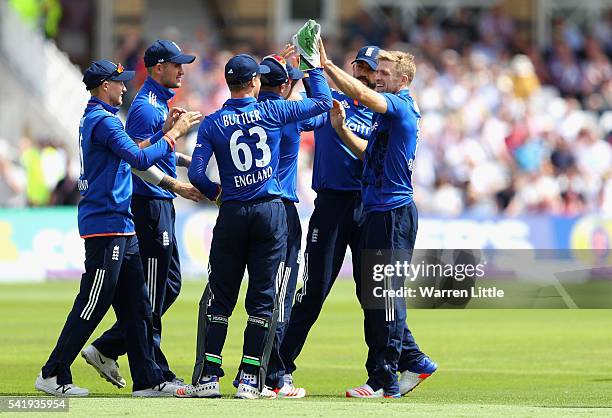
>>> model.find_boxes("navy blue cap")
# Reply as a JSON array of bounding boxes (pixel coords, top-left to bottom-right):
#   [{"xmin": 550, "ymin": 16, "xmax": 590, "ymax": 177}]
[
  {"xmin": 225, "ymin": 54, "xmax": 270, "ymax": 85},
  {"xmin": 83, "ymin": 60, "xmax": 135, "ymax": 90},
  {"xmin": 144, "ymin": 40, "xmax": 196, "ymax": 67},
  {"xmin": 351, "ymin": 46, "xmax": 380, "ymax": 70},
  {"xmin": 260, "ymin": 55, "xmax": 305, "ymax": 87}
]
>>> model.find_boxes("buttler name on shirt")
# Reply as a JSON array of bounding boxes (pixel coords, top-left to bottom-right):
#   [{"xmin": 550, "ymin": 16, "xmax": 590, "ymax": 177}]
[{"xmin": 222, "ymin": 110, "xmax": 262, "ymax": 127}]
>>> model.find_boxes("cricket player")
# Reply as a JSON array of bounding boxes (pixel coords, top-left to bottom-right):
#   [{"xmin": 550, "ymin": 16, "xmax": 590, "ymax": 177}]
[
  {"xmin": 35, "ymin": 60, "xmax": 200, "ymax": 397},
  {"xmin": 254, "ymin": 54, "xmax": 309, "ymax": 398},
  {"xmin": 278, "ymin": 45, "xmax": 380, "ymax": 392},
  {"xmin": 324, "ymin": 45, "xmax": 437, "ymax": 398},
  {"xmin": 83, "ymin": 40, "xmax": 202, "ymax": 388},
  {"xmin": 176, "ymin": 48, "xmax": 332, "ymax": 399}
]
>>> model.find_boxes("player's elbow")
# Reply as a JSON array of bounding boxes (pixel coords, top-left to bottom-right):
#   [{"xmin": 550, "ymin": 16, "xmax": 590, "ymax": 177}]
[
  {"xmin": 187, "ymin": 164, "xmax": 198, "ymax": 186},
  {"xmin": 131, "ymin": 157, "xmax": 153, "ymax": 171}
]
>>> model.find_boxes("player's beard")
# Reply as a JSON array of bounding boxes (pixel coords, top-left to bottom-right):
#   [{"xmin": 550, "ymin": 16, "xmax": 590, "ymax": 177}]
[{"xmin": 357, "ymin": 76, "xmax": 376, "ymax": 90}]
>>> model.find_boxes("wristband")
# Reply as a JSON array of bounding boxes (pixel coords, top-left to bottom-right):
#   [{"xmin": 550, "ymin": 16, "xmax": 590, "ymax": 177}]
[{"xmin": 163, "ymin": 134, "xmax": 176, "ymax": 151}]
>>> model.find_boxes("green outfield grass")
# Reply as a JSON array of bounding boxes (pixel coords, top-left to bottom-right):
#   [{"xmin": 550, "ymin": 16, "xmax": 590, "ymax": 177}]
[{"xmin": 1, "ymin": 280, "xmax": 611, "ymax": 416}]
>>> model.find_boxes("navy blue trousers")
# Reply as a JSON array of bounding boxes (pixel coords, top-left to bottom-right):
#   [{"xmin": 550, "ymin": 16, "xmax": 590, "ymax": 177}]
[
  {"xmin": 279, "ymin": 190, "xmax": 363, "ymax": 375},
  {"xmin": 93, "ymin": 196, "xmax": 181, "ymax": 381},
  {"xmin": 41, "ymin": 235, "xmax": 165, "ymax": 390},
  {"xmin": 361, "ymin": 202, "xmax": 424, "ymax": 394},
  {"xmin": 202, "ymin": 198, "xmax": 287, "ymax": 377},
  {"xmin": 265, "ymin": 199, "xmax": 302, "ymax": 388}
]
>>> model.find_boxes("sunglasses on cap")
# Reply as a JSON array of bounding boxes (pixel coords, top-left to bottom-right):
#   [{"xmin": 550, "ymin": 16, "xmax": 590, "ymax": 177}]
[
  {"xmin": 103, "ymin": 63, "xmax": 125, "ymax": 83},
  {"xmin": 263, "ymin": 54, "xmax": 290, "ymax": 80}
]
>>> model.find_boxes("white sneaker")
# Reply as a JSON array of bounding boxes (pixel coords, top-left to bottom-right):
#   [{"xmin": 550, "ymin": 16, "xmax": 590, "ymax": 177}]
[
  {"xmin": 275, "ymin": 383, "xmax": 306, "ymax": 398},
  {"xmin": 81, "ymin": 345, "xmax": 126, "ymax": 388},
  {"xmin": 35, "ymin": 373, "xmax": 89, "ymax": 397},
  {"xmin": 174, "ymin": 376, "xmax": 221, "ymax": 398},
  {"xmin": 132, "ymin": 381, "xmax": 183, "ymax": 397},
  {"xmin": 260, "ymin": 386, "xmax": 277, "ymax": 399},
  {"xmin": 345, "ymin": 383, "xmax": 383, "ymax": 398},
  {"xmin": 235, "ymin": 372, "xmax": 259, "ymax": 399},
  {"xmin": 399, "ymin": 356, "xmax": 438, "ymax": 395}
]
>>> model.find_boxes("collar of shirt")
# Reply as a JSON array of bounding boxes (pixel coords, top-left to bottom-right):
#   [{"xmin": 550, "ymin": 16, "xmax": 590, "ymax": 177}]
[
  {"xmin": 144, "ymin": 76, "xmax": 175, "ymax": 103},
  {"xmin": 88, "ymin": 96, "xmax": 119, "ymax": 114},
  {"xmin": 396, "ymin": 88, "xmax": 410, "ymax": 98},
  {"xmin": 224, "ymin": 97, "xmax": 257, "ymax": 108},
  {"xmin": 257, "ymin": 91, "xmax": 283, "ymax": 101}
]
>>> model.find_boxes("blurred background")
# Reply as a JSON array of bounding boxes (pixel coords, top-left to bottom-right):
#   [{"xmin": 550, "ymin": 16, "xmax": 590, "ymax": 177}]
[{"xmin": 1, "ymin": 0, "xmax": 611, "ymax": 281}]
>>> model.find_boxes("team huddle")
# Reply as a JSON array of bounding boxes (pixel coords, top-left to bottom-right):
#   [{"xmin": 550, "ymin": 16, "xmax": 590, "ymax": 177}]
[{"xmin": 35, "ymin": 20, "xmax": 437, "ymax": 400}]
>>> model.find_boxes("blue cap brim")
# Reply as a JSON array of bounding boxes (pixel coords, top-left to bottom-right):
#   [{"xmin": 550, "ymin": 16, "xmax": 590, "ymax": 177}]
[
  {"xmin": 109, "ymin": 70, "xmax": 136, "ymax": 82},
  {"xmin": 258, "ymin": 64, "xmax": 271, "ymax": 74},
  {"xmin": 287, "ymin": 66, "xmax": 304, "ymax": 80},
  {"xmin": 351, "ymin": 58, "xmax": 377, "ymax": 71},
  {"xmin": 170, "ymin": 54, "xmax": 196, "ymax": 64}
]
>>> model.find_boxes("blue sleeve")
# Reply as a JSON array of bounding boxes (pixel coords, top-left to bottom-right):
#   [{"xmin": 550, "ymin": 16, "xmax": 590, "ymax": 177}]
[
  {"xmin": 382, "ymin": 93, "xmax": 407, "ymax": 118},
  {"xmin": 265, "ymin": 68, "xmax": 332, "ymax": 125},
  {"xmin": 298, "ymin": 113, "xmax": 327, "ymax": 132},
  {"xmin": 188, "ymin": 122, "xmax": 219, "ymax": 200},
  {"xmin": 94, "ymin": 116, "xmax": 171, "ymax": 170},
  {"xmin": 148, "ymin": 130, "xmax": 165, "ymax": 145},
  {"xmin": 125, "ymin": 103, "xmax": 161, "ymax": 141}
]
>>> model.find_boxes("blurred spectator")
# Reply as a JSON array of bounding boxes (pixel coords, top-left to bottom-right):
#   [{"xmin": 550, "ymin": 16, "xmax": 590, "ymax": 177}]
[
  {"xmin": 4, "ymin": 4, "xmax": 612, "ymax": 217},
  {"xmin": 9, "ymin": 0, "xmax": 62, "ymax": 39},
  {"xmin": 0, "ymin": 139, "xmax": 27, "ymax": 207}
]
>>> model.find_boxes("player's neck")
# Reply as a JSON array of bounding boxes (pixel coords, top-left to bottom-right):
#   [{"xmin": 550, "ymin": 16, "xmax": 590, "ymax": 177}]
[
  {"xmin": 91, "ymin": 92, "xmax": 115, "ymax": 108},
  {"xmin": 230, "ymin": 91, "xmax": 255, "ymax": 99}
]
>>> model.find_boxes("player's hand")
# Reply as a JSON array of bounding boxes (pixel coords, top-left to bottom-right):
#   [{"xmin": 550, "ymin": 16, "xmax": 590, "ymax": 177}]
[
  {"xmin": 168, "ymin": 111, "xmax": 203, "ymax": 139},
  {"xmin": 162, "ymin": 107, "xmax": 187, "ymax": 133},
  {"xmin": 280, "ymin": 43, "xmax": 296, "ymax": 61},
  {"xmin": 319, "ymin": 38, "xmax": 330, "ymax": 68},
  {"xmin": 329, "ymin": 99, "xmax": 346, "ymax": 131},
  {"xmin": 174, "ymin": 182, "xmax": 204, "ymax": 202},
  {"xmin": 293, "ymin": 19, "xmax": 321, "ymax": 71}
]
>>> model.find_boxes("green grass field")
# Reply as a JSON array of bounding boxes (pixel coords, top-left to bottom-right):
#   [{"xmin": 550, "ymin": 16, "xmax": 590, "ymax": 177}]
[{"xmin": 1, "ymin": 280, "xmax": 611, "ymax": 416}]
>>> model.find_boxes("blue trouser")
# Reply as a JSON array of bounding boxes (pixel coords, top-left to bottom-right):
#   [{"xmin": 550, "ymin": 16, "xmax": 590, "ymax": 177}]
[
  {"xmin": 202, "ymin": 198, "xmax": 287, "ymax": 377},
  {"xmin": 361, "ymin": 202, "xmax": 424, "ymax": 394},
  {"xmin": 279, "ymin": 190, "xmax": 363, "ymax": 375},
  {"xmin": 265, "ymin": 199, "xmax": 302, "ymax": 388},
  {"xmin": 42, "ymin": 236, "xmax": 165, "ymax": 391},
  {"xmin": 93, "ymin": 196, "xmax": 181, "ymax": 381}
]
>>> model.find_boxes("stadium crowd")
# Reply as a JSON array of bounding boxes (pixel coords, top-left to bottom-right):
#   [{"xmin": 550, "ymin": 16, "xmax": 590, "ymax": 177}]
[{"xmin": 2, "ymin": 6, "xmax": 611, "ymax": 216}]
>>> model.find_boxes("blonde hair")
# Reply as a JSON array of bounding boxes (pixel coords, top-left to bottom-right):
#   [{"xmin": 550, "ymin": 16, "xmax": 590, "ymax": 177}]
[{"xmin": 377, "ymin": 50, "xmax": 416, "ymax": 84}]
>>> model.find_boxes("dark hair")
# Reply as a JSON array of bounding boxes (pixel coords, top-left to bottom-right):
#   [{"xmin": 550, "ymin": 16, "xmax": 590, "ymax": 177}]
[{"xmin": 227, "ymin": 79, "xmax": 253, "ymax": 92}]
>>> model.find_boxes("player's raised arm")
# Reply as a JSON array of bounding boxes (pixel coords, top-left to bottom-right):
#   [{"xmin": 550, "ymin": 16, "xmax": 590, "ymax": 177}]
[
  {"xmin": 320, "ymin": 41, "xmax": 388, "ymax": 114},
  {"xmin": 266, "ymin": 68, "xmax": 332, "ymax": 125}
]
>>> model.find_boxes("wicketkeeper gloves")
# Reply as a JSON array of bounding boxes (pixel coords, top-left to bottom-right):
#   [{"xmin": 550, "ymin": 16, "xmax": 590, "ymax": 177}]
[{"xmin": 292, "ymin": 19, "xmax": 321, "ymax": 71}]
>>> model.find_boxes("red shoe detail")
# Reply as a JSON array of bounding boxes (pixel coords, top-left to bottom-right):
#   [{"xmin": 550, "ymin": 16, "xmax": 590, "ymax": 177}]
[{"xmin": 418, "ymin": 373, "xmax": 431, "ymax": 379}]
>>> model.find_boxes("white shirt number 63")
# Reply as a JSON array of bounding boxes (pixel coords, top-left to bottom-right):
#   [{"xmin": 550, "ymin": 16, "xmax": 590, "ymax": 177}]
[{"xmin": 229, "ymin": 126, "xmax": 270, "ymax": 172}]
